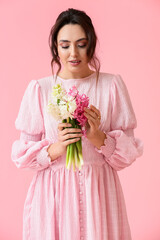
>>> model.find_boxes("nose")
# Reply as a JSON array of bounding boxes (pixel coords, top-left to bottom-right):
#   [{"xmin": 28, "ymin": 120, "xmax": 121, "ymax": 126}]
[{"xmin": 70, "ymin": 44, "xmax": 78, "ymax": 57}]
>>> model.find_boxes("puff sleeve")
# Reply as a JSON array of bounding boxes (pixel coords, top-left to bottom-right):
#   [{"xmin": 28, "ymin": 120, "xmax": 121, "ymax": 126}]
[
  {"xmin": 95, "ymin": 74, "xmax": 143, "ymax": 171},
  {"xmin": 11, "ymin": 79, "xmax": 57, "ymax": 171}
]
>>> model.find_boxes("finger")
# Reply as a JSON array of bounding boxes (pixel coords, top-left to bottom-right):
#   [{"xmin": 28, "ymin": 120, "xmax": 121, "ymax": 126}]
[
  {"xmin": 63, "ymin": 133, "xmax": 83, "ymax": 141},
  {"xmin": 62, "ymin": 128, "xmax": 82, "ymax": 135},
  {"xmin": 58, "ymin": 131, "xmax": 82, "ymax": 141},
  {"xmin": 90, "ymin": 107, "xmax": 101, "ymax": 121},
  {"xmin": 85, "ymin": 111, "xmax": 100, "ymax": 129},
  {"xmin": 58, "ymin": 123, "xmax": 72, "ymax": 131},
  {"xmin": 84, "ymin": 106, "xmax": 100, "ymax": 120},
  {"xmin": 84, "ymin": 111, "xmax": 97, "ymax": 121},
  {"xmin": 64, "ymin": 137, "xmax": 81, "ymax": 146},
  {"xmin": 88, "ymin": 118, "xmax": 96, "ymax": 129},
  {"xmin": 84, "ymin": 108, "xmax": 96, "ymax": 119},
  {"xmin": 89, "ymin": 105, "xmax": 101, "ymax": 117}
]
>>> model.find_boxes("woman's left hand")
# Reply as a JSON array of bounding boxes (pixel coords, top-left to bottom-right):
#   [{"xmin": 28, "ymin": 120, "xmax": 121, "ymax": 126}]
[
  {"xmin": 84, "ymin": 105, "xmax": 106, "ymax": 149},
  {"xmin": 84, "ymin": 105, "xmax": 101, "ymax": 138}
]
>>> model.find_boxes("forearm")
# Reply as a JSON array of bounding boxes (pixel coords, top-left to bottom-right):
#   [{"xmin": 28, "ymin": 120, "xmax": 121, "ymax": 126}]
[
  {"xmin": 11, "ymin": 135, "xmax": 53, "ymax": 170},
  {"xmin": 94, "ymin": 129, "xmax": 143, "ymax": 171}
]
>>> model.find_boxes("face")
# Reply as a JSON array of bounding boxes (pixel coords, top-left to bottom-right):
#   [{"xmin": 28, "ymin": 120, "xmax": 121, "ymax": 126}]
[{"xmin": 57, "ymin": 24, "xmax": 91, "ymax": 77}]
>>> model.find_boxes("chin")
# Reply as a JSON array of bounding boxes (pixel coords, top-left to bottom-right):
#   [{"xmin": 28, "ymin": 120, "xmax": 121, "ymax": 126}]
[{"xmin": 68, "ymin": 67, "xmax": 82, "ymax": 72}]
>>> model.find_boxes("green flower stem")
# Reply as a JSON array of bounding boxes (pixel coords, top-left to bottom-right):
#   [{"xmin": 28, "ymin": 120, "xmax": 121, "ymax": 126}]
[
  {"xmin": 68, "ymin": 142, "xmax": 74, "ymax": 170},
  {"xmin": 62, "ymin": 117, "xmax": 83, "ymax": 171},
  {"xmin": 72, "ymin": 143, "xmax": 76, "ymax": 171},
  {"xmin": 75, "ymin": 139, "xmax": 83, "ymax": 167},
  {"xmin": 66, "ymin": 143, "xmax": 70, "ymax": 168},
  {"xmin": 75, "ymin": 142, "xmax": 81, "ymax": 169}
]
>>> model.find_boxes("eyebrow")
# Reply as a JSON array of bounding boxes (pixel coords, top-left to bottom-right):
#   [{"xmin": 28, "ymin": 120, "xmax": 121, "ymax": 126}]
[{"xmin": 59, "ymin": 38, "xmax": 88, "ymax": 43}]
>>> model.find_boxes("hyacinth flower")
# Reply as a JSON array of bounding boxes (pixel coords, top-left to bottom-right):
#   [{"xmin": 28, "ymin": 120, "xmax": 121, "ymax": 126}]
[{"xmin": 47, "ymin": 84, "xmax": 89, "ymax": 171}]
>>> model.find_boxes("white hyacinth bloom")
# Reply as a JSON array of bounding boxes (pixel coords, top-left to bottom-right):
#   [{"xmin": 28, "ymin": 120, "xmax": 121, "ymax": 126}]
[{"xmin": 47, "ymin": 83, "xmax": 77, "ymax": 121}]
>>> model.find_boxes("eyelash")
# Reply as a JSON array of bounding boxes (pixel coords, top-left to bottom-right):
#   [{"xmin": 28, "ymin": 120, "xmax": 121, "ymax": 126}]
[{"xmin": 61, "ymin": 45, "xmax": 87, "ymax": 49}]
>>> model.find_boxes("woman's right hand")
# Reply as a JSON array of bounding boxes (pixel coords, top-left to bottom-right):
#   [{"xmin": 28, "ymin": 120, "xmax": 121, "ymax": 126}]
[{"xmin": 47, "ymin": 122, "xmax": 83, "ymax": 161}]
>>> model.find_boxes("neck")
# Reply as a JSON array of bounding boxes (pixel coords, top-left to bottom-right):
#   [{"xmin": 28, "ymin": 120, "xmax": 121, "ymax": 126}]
[{"xmin": 57, "ymin": 69, "xmax": 95, "ymax": 79}]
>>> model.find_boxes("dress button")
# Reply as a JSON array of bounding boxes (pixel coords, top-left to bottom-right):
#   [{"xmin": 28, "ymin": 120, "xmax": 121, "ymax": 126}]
[
  {"xmin": 80, "ymin": 227, "xmax": 84, "ymax": 231},
  {"xmin": 79, "ymin": 191, "xmax": 83, "ymax": 195},
  {"xmin": 79, "ymin": 200, "xmax": 83, "ymax": 204},
  {"xmin": 79, "ymin": 171, "xmax": 82, "ymax": 176},
  {"xmin": 79, "ymin": 210, "xmax": 83, "ymax": 214},
  {"xmin": 79, "ymin": 182, "xmax": 83, "ymax": 185}
]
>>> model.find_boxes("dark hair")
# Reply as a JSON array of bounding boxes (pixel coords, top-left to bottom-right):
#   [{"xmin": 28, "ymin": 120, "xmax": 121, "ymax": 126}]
[{"xmin": 48, "ymin": 8, "xmax": 101, "ymax": 83}]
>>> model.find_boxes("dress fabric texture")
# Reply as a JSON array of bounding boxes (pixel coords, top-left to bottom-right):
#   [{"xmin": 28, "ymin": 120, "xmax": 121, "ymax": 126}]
[{"xmin": 11, "ymin": 72, "xmax": 143, "ymax": 240}]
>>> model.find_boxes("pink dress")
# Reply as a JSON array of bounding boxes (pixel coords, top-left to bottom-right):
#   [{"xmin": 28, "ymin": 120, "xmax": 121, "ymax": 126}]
[{"xmin": 11, "ymin": 72, "xmax": 143, "ymax": 240}]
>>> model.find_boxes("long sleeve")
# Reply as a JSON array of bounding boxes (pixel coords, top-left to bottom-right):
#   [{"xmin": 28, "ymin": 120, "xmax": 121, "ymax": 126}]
[
  {"xmin": 95, "ymin": 74, "xmax": 143, "ymax": 171},
  {"xmin": 11, "ymin": 79, "xmax": 58, "ymax": 171}
]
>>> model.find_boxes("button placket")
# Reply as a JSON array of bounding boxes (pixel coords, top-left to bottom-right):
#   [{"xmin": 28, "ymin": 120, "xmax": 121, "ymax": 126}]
[{"xmin": 78, "ymin": 170, "xmax": 86, "ymax": 239}]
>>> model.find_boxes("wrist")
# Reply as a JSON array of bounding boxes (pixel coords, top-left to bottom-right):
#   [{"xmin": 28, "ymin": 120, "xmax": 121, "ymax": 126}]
[
  {"xmin": 88, "ymin": 130, "xmax": 107, "ymax": 149},
  {"xmin": 47, "ymin": 142, "xmax": 61, "ymax": 161}
]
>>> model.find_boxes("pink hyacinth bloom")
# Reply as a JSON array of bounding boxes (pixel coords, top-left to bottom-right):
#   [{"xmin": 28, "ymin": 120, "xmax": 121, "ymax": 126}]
[
  {"xmin": 68, "ymin": 85, "xmax": 79, "ymax": 97},
  {"xmin": 73, "ymin": 93, "xmax": 89, "ymax": 127},
  {"xmin": 81, "ymin": 128, "xmax": 87, "ymax": 137}
]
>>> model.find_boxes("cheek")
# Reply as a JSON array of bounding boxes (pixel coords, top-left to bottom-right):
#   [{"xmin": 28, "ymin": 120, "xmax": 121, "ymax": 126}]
[
  {"xmin": 58, "ymin": 50, "xmax": 68, "ymax": 62},
  {"xmin": 82, "ymin": 52, "xmax": 89, "ymax": 62},
  {"xmin": 81, "ymin": 49, "xmax": 88, "ymax": 59}
]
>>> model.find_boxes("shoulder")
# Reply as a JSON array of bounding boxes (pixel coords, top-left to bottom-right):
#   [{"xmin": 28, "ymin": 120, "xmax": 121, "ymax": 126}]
[
  {"xmin": 98, "ymin": 71, "xmax": 114, "ymax": 79},
  {"xmin": 36, "ymin": 74, "xmax": 53, "ymax": 89},
  {"xmin": 98, "ymin": 72, "xmax": 117, "ymax": 82},
  {"xmin": 24, "ymin": 75, "xmax": 54, "ymax": 94},
  {"xmin": 98, "ymin": 72, "xmax": 123, "ymax": 81},
  {"xmin": 97, "ymin": 72, "xmax": 118, "ymax": 88},
  {"xmin": 98, "ymin": 72, "xmax": 127, "ymax": 89},
  {"xmin": 31, "ymin": 75, "xmax": 54, "ymax": 99}
]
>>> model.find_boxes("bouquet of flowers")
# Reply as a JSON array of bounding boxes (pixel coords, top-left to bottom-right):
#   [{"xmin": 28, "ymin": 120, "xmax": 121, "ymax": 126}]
[{"xmin": 47, "ymin": 83, "xmax": 89, "ymax": 171}]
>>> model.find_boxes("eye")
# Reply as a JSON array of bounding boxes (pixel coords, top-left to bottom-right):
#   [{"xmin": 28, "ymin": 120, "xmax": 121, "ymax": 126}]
[
  {"xmin": 61, "ymin": 46, "xmax": 69, "ymax": 49},
  {"xmin": 78, "ymin": 44, "xmax": 87, "ymax": 48},
  {"xmin": 61, "ymin": 44, "xmax": 87, "ymax": 49}
]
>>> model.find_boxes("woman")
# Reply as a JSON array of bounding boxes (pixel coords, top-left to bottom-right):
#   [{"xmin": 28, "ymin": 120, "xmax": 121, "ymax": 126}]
[{"xmin": 11, "ymin": 8, "xmax": 143, "ymax": 240}]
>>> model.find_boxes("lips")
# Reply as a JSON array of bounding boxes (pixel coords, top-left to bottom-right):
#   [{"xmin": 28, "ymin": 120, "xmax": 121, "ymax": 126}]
[
  {"xmin": 69, "ymin": 60, "xmax": 81, "ymax": 63},
  {"xmin": 69, "ymin": 60, "xmax": 81, "ymax": 66}
]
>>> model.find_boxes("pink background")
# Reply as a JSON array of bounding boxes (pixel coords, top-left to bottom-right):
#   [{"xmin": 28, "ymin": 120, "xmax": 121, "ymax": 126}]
[{"xmin": 1, "ymin": 0, "xmax": 159, "ymax": 239}]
